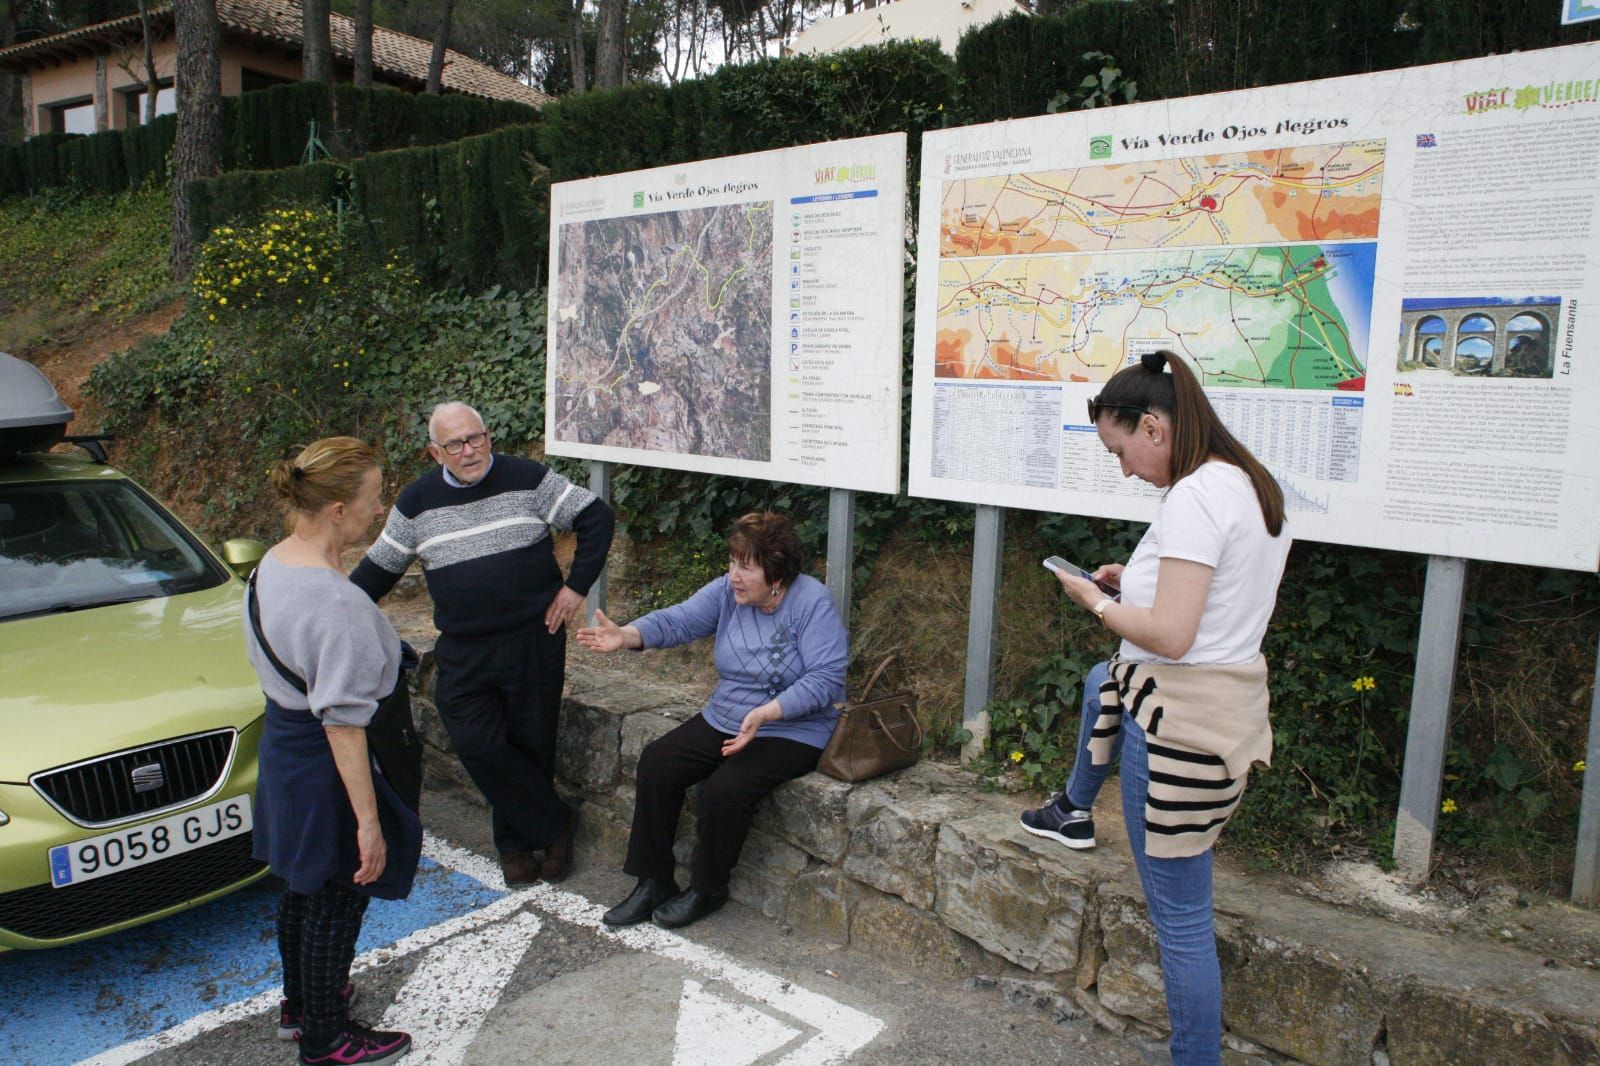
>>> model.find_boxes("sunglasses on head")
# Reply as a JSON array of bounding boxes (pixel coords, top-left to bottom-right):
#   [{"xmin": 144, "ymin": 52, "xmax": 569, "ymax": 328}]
[{"xmin": 1087, "ymin": 396, "xmax": 1149, "ymax": 422}]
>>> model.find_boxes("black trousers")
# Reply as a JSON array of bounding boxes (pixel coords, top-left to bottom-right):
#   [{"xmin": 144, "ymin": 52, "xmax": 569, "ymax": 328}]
[
  {"xmin": 278, "ymin": 881, "xmax": 369, "ymax": 1047},
  {"xmin": 625, "ymin": 714, "xmax": 821, "ymax": 892},
  {"xmin": 434, "ymin": 618, "xmax": 571, "ymax": 854}
]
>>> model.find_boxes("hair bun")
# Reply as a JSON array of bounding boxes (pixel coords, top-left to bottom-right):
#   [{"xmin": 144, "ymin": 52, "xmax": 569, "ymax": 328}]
[{"xmin": 1140, "ymin": 350, "xmax": 1170, "ymax": 373}]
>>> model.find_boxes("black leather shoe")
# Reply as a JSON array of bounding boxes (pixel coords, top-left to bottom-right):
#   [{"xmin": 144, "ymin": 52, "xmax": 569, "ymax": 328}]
[
  {"xmin": 603, "ymin": 877, "xmax": 680, "ymax": 927},
  {"xmin": 651, "ymin": 886, "xmax": 728, "ymax": 930}
]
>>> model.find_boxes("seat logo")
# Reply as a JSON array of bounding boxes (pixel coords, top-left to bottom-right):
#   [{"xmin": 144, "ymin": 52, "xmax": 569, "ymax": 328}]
[{"xmin": 130, "ymin": 762, "xmax": 165, "ymax": 794}]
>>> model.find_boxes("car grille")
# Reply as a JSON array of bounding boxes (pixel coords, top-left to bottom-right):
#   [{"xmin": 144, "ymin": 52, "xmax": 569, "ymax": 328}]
[
  {"xmin": 0, "ymin": 834, "xmax": 266, "ymax": 941},
  {"xmin": 32, "ymin": 730, "xmax": 236, "ymax": 827}
]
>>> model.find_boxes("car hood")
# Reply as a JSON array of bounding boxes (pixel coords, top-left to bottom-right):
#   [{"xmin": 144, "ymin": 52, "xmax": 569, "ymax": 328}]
[{"xmin": 0, "ymin": 582, "xmax": 264, "ymax": 780}]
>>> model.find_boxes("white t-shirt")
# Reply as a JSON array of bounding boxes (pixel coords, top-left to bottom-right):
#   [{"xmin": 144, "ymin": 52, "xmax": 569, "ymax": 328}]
[{"xmin": 1117, "ymin": 461, "xmax": 1292, "ymax": 665}]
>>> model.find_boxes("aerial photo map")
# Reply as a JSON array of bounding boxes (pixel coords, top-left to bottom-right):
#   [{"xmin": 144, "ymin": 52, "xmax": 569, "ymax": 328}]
[{"xmin": 552, "ymin": 201, "xmax": 774, "ymax": 460}]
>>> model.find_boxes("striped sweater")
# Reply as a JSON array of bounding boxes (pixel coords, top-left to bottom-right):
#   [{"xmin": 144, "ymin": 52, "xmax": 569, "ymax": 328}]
[
  {"xmin": 1088, "ymin": 657, "xmax": 1272, "ymax": 859},
  {"xmin": 351, "ymin": 454, "xmax": 614, "ymax": 638}
]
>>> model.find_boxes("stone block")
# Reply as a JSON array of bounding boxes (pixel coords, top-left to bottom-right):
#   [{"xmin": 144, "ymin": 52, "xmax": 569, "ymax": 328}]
[
  {"xmin": 848, "ymin": 888, "xmax": 974, "ymax": 978},
  {"xmin": 618, "ymin": 708, "xmax": 692, "ymax": 782},
  {"xmin": 555, "ymin": 697, "xmax": 623, "ymax": 791},
  {"xmin": 757, "ymin": 773, "xmax": 853, "ymax": 863},
  {"xmin": 578, "ymin": 803, "xmax": 630, "ymax": 868},
  {"xmin": 1385, "ymin": 984, "xmax": 1600, "ymax": 1066},
  {"xmin": 933, "ymin": 809, "xmax": 1101, "ymax": 974},
  {"xmin": 1219, "ymin": 919, "xmax": 1384, "ymax": 1066},
  {"xmin": 729, "ymin": 829, "xmax": 809, "ymax": 920},
  {"xmin": 783, "ymin": 866, "xmax": 858, "ymax": 943},
  {"xmin": 843, "ymin": 782, "xmax": 970, "ymax": 910},
  {"xmin": 1095, "ymin": 890, "xmax": 1167, "ymax": 1029}
]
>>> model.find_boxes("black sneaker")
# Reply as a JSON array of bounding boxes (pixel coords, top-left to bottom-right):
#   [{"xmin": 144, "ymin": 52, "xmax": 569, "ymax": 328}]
[
  {"xmin": 278, "ymin": 983, "xmax": 358, "ymax": 1040},
  {"xmin": 298, "ymin": 1022, "xmax": 411, "ymax": 1065},
  {"xmin": 1019, "ymin": 798, "xmax": 1096, "ymax": 849}
]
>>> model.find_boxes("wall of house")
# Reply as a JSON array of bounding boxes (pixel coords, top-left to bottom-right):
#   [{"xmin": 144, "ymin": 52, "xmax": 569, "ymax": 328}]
[{"xmin": 22, "ymin": 36, "xmax": 310, "ymax": 138}]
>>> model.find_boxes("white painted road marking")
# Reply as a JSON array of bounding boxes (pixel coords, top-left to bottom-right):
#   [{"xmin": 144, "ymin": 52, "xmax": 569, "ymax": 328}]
[
  {"xmin": 424, "ymin": 834, "xmax": 886, "ymax": 1065},
  {"xmin": 85, "ymin": 833, "xmax": 885, "ymax": 1065},
  {"xmin": 382, "ymin": 910, "xmax": 543, "ymax": 1065},
  {"xmin": 674, "ymin": 979, "xmax": 801, "ymax": 1066}
]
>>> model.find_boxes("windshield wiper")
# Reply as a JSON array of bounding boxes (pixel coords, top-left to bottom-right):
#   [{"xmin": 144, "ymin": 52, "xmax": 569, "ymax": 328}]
[{"xmin": 13, "ymin": 593, "xmax": 158, "ymax": 620}]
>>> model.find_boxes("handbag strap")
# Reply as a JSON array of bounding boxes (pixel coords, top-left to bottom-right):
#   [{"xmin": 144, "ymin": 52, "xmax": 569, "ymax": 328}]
[
  {"xmin": 246, "ymin": 567, "xmax": 309, "ymax": 696},
  {"xmin": 859, "ymin": 654, "xmax": 897, "ymax": 701},
  {"xmin": 867, "ymin": 700, "xmax": 925, "ymax": 753}
]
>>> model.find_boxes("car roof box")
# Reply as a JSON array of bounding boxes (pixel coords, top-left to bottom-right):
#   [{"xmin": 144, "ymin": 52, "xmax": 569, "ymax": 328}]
[{"xmin": 0, "ymin": 353, "xmax": 73, "ymax": 455}]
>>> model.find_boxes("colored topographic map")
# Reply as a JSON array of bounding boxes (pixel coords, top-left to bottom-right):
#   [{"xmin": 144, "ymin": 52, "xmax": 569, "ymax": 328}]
[
  {"xmin": 941, "ymin": 141, "xmax": 1385, "ymax": 255},
  {"xmin": 552, "ymin": 202, "xmax": 774, "ymax": 460},
  {"xmin": 935, "ymin": 243, "xmax": 1373, "ymax": 388}
]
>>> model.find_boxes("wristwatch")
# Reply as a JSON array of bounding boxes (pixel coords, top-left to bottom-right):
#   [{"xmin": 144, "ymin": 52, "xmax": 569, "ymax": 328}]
[{"xmin": 1091, "ymin": 598, "xmax": 1114, "ymax": 622}]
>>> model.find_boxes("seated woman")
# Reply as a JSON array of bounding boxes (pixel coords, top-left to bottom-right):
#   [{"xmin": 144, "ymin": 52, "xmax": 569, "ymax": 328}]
[{"xmin": 576, "ymin": 512, "xmax": 847, "ymax": 929}]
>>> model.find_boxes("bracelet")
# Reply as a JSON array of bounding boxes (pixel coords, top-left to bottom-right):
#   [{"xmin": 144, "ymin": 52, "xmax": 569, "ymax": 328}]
[{"xmin": 1090, "ymin": 598, "xmax": 1114, "ymax": 623}]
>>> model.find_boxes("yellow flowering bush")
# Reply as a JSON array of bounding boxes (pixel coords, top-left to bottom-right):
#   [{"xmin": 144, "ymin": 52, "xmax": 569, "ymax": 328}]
[{"xmin": 191, "ymin": 207, "xmax": 347, "ymax": 314}]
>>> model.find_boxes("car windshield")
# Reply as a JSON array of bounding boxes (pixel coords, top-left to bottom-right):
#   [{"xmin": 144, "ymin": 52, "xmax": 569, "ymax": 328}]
[{"xmin": 0, "ymin": 479, "xmax": 229, "ymax": 622}]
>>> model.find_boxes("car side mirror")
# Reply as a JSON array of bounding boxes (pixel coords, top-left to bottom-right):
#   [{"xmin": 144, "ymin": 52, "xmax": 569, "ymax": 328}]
[{"xmin": 220, "ymin": 538, "xmax": 267, "ymax": 578}]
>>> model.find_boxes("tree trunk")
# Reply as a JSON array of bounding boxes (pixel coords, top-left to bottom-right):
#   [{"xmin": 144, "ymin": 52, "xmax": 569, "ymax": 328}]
[
  {"xmin": 302, "ymin": 0, "xmax": 332, "ymax": 82},
  {"xmin": 170, "ymin": 0, "xmax": 222, "ymax": 278},
  {"xmin": 0, "ymin": 1, "xmax": 19, "ymax": 145},
  {"xmin": 426, "ymin": 0, "xmax": 455, "ymax": 94},
  {"xmin": 594, "ymin": 0, "xmax": 625, "ymax": 89},
  {"xmin": 569, "ymin": 0, "xmax": 587, "ymax": 93},
  {"xmin": 136, "ymin": 0, "xmax": 159, "ymax": 122},
  {"xmin": 353, "ymin": 0, "xmax": 374, "ymax": 87}
]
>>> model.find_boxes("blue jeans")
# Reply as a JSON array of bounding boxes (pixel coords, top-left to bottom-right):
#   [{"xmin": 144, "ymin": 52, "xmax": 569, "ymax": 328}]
[{"xmin": 1061, "ymin": 661, "xmax": 1222, "ymax": 1066}]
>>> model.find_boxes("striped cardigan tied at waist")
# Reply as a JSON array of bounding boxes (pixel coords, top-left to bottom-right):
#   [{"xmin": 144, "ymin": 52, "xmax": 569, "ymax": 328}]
[{"xmin": 1088, "ymin": 657, "xmax": 1272, "ymax": 859}]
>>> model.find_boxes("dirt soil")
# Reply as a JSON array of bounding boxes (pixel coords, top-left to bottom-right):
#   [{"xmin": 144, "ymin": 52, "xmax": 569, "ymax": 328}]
[{"xmin": 22, "ymin": 298, "xmax": 184, "ymax": 429}]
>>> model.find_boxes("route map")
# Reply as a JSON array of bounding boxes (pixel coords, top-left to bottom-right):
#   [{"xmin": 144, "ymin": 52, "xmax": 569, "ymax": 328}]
[
  {"xmin": 941, "ymin": 140, "xmax": 1385, "ymax": 256},
  {"xmin": 935, "ymin": 243, "xmax": 1373, "ymax": 388},
  {"xmin": 552, "ymin": 202, "xmax": 774, "ymax": 460}
]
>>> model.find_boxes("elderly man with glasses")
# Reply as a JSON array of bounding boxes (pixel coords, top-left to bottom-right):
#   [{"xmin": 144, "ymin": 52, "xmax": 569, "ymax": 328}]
[{"xmin": 352, "ymin": 402, "xmax": 615, "ymax": 885}]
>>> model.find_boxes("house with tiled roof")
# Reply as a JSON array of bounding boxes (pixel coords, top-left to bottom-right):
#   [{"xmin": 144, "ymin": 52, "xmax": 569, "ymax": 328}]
[{"xmin": 0, "ymin": 0, "xmax": 550, "ymax": 140}]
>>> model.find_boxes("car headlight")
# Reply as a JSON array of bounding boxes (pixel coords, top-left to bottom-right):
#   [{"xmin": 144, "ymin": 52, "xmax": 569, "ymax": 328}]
[{"xmin": 0, "ymin": 810, "xmax": 8, "ymax": 827}]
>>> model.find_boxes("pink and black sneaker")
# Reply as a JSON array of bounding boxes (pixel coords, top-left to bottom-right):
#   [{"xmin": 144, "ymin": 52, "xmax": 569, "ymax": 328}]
[
  {"xmin": 297, "ymin": 1022, "xmax": 411, "ymax": 1065},
  {"xmin": 277, "ymin": 983, "xmax": 358, "ymax": 1040}
]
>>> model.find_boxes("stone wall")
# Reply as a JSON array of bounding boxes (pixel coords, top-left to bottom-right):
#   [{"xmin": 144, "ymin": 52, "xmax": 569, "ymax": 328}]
[{"xmin": 410, "ymin": 658, "xmax": 1600, "ymax": 1065}]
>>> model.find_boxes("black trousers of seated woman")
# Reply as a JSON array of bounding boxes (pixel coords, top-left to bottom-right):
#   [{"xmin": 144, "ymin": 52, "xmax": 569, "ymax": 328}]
[{"xmin": 625, "ymin": 714, "xmax": 820, "ymax": 891}]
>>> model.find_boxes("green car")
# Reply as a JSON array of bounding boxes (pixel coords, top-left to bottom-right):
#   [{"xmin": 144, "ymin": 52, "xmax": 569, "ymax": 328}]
[{"xmin": 0, "ymin": 360, "xmax": 270, "ymax": 951}]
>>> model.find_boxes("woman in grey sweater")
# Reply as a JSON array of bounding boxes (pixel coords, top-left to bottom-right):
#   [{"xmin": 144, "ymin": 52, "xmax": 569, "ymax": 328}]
[{"xmin": 244, "ymin": 437, "xmax": 413, "ymax": 1066}]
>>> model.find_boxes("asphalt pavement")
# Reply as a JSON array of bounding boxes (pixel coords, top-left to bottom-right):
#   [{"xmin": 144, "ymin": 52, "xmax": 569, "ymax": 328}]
[{"xmin": 5, "ymin": 784, "xmax": 1163, "ymax": 1066}]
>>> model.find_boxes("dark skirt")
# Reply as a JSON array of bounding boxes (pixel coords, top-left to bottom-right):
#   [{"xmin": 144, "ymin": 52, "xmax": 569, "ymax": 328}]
[{"xmin": 253, "ymin": 697, "xmax": 422, "ymax": 900}]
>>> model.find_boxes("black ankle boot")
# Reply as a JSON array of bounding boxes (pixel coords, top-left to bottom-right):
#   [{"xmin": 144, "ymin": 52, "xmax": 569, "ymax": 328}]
[
  {"xmin": 651, "ymin": 886, "xmax": 728, "ymax": 929},
  {"xmin": 603, "ymin": 877, "xmax": 680, "ymax": 927}
]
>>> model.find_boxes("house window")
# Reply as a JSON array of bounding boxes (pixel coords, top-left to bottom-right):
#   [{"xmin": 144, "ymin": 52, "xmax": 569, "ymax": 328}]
[
  {"xmin": 48, "ymin": 98, "xmax": 96, "ymax": 135},
  {"xmin": 123, "ymin": 82, "xmax": 176, "ymax": 126}
]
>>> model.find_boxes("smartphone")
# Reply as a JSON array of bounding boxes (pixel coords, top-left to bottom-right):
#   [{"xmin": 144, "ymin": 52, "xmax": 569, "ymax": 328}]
[{"xmin": 1042, "ymin": 556, "xmax": 1121, "ymax": 599}]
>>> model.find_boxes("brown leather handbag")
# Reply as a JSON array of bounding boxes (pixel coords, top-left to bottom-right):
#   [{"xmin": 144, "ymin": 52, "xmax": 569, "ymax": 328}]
[{"xmin": 816, "ymin": 656, "xmax": 924, "ymax": 783}]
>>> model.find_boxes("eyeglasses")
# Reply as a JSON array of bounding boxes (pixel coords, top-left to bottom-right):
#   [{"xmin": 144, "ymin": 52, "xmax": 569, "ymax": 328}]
[
  {"xmin": 432, "ymin": 431, "xmax": 488, "ymax": 455},
  {"xmin": 1087, "ymin": 396, "xmax": 1149, "ymax": 422}
]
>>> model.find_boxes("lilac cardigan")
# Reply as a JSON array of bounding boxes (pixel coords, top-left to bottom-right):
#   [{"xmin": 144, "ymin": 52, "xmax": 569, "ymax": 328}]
[{"xmin": 631, "ymin": 574, "xmax": 847, "ymax": 749}]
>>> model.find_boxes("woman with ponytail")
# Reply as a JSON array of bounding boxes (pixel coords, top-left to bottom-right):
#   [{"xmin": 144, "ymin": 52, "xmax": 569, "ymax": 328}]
[
  {"xmin": 1019, "ymin": 351, "xmax": 1291, "ymax": 1065},
  {"xmin": 246, "ymin": 438, "xmax": 415, "ymax": 1066}
]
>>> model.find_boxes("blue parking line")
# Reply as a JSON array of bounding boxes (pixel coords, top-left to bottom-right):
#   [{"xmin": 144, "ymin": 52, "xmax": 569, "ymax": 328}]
[{"xmin": 1, "ymin": 859, "xmax": 505, "ymax": 1064}]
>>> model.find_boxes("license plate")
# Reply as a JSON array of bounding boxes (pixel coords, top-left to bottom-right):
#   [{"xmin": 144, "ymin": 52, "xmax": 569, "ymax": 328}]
[{"xmin": 48, "ymin": 794, "xmax": 252, "ymax": 888}]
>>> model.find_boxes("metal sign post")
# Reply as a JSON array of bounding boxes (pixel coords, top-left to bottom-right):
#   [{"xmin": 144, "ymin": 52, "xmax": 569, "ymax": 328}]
[
  {"xmin": 586, "ymin": 460, "xmax": 610, "ymax": 623},
  {"xmin": 1573, "ymin": 584, "xmax": 1600, "ymax": 906},
  {"xmin": 1393, "ymin": 555, "xmax": 1468, "ymax": 882},
  {"xmin": 825, "ymin": 488, "xmax": 856, "ymax": 624},
  {"xmin": 961, "ymin": 504, "xmax": 1005, "ymax": 762}
]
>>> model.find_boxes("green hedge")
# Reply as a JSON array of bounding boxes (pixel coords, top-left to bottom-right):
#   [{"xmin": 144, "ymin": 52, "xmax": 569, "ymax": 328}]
[{"xmin": 0, "ymin": 82, "xmax": 538, "ymax": 200}]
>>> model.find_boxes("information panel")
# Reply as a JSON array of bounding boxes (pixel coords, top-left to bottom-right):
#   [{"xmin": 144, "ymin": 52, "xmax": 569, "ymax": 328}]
[
  {"xmin": 546, "ymin": 133, "xmax": 907, "ymax": 494},
  {"xmin": 909, "ymin": 45, "xmax": 1600, "ymax": 571}
]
